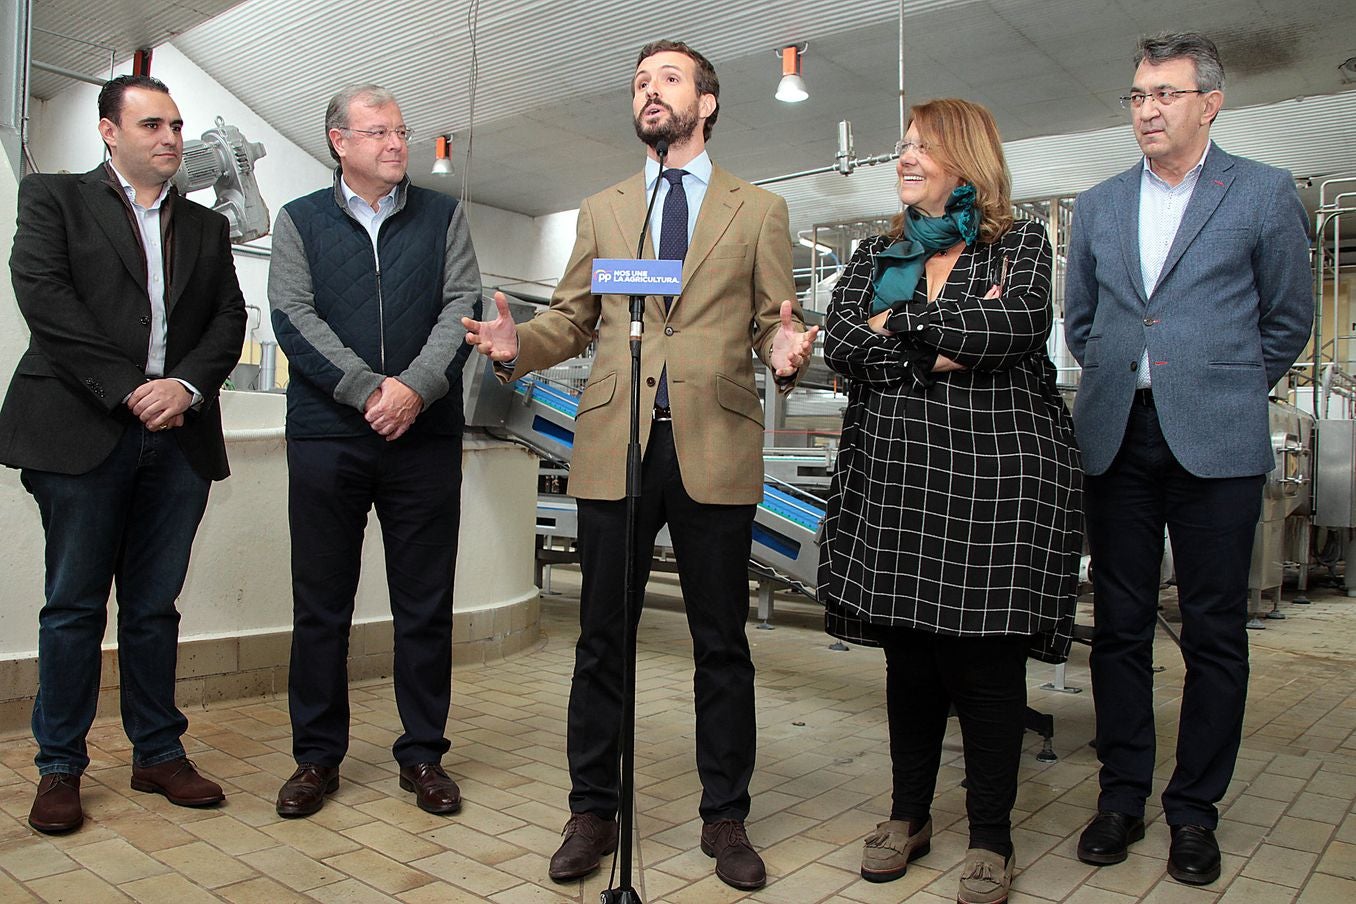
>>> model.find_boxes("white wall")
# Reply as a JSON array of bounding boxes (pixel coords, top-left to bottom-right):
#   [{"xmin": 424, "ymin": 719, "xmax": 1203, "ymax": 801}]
[{"xmin": 0, "ymin": 150, "xmax": 47, "ymax": 656}]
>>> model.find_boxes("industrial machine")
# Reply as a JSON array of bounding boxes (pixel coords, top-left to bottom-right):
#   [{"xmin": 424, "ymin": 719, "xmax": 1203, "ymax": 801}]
[{"xmin": 173, "ymin": 117, "xmax": 270, "ymax": 243}]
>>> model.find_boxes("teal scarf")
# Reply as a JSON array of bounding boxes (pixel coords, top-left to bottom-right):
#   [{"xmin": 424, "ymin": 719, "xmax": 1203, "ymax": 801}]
[{"xmin": 870, "ymin": 184, "xmax": 979, "ymax": 314}]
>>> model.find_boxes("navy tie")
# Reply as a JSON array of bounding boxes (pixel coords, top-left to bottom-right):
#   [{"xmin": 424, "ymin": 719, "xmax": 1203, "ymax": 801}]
[{"xmin": 655, "ymin": 168, "xmax": 688, "ymax": 410}]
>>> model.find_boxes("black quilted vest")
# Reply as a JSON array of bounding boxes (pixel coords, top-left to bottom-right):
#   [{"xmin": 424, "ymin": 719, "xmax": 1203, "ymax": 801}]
[{"xmin": 279, "ymin": 179, "xmax": 465, "ymax": 438}]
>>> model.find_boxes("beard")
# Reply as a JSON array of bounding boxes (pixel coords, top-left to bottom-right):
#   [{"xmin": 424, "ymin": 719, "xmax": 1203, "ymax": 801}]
[{"xmin": 634, "ymin": 98, "xmax": 700, "ymax": 149}]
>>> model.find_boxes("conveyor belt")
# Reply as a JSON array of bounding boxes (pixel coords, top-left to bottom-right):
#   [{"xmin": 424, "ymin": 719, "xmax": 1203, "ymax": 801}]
[{"xmin": 474, "ymin": 369, "xmax": 824, "ymax": 589}]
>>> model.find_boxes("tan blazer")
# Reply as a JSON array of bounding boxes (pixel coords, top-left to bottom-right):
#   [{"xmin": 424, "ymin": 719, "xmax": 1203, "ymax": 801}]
[{"xmin": 508, "ymin": 163, "xmax": 802, "ymax": 504}]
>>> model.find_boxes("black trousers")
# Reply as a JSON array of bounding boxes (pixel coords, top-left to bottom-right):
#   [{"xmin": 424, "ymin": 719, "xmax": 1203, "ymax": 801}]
[
  {"xmin": 1086, "ymin": 400, "xmax": 1262, "ymax": 829},
  {"xmin": 568, "ymin": 422, "xmax": 758, "ymax": 823},
  {"xmin": 286, "ymin": 432, "xmax": 463, "ymax": 767},
  {"xmin": 879, "ymin": 626, "xmax": 1028, "ymax": 853}
]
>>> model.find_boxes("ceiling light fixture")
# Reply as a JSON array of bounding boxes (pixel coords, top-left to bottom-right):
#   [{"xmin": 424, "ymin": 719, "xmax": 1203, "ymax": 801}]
[
  {"xmin": 431, "ymin": 134, "xmax": 455, "ymax": 175},
  {"xmin": 775, "ymin": 44, "xmax": 809, "ymax": 103}
]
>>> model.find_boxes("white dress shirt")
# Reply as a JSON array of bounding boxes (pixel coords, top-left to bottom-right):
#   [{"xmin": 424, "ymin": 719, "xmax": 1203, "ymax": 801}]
[{"xmin": 110, "ymin": 165, "xmax": 201, "ymax": 404}]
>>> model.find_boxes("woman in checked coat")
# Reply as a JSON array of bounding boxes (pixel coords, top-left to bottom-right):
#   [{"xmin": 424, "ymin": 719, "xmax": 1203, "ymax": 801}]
[{"xmin": 818, "ymin": 98, "xmax": 1083, "ymax": 904}]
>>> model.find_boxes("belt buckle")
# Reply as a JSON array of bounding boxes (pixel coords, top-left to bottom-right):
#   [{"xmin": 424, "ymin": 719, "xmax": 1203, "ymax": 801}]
[{"xmin": 653, "ymin": 405, "xmax": 672, "ymax": 422}]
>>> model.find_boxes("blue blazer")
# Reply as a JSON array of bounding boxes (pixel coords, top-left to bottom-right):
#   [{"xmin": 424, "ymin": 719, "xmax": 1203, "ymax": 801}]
[{"xmin": 1063, "ymin": 143, "xmax": 1312, "ymax": 478}]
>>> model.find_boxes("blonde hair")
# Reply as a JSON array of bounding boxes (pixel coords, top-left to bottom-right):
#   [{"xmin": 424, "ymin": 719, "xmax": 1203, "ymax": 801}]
[{"xmin": 888, "ymin": 98, "xmax": 1013, "ymax": 244}]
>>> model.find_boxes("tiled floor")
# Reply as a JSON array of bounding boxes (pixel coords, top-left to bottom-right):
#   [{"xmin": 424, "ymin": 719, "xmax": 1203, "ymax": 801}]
[{"xmin": 1, "ymin": 570, "xmax": 1355, "ymax": 903}]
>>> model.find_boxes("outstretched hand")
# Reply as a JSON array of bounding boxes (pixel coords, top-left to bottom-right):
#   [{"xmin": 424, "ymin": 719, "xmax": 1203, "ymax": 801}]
[
  {"xmin": 462, "ymin": 291, "xmax": 519, "ymax": 362},
  {"xmin": 769, "ymin": 299, "xmax": 820, "ymax": 377}
]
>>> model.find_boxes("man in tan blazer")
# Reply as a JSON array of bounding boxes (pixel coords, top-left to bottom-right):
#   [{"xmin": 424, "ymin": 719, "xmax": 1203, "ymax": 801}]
[{"xmin": 464, "ymin": 39, "xmax": 817, "ymax": 891}]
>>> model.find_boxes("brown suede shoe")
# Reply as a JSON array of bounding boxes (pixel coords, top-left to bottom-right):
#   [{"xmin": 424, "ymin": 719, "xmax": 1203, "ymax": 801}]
[
  {"xmin": 860, "ymin": 817, "xmax": 932, "ymax": 882},
  {"xmin": 398, "ymin": 762, "xmax": 462, "ymax": 814},
  {"xmin": 29, "ymin": 772, "xmax": 83, "ymax": 835},
  {"xmin": 131, "ymin": 758, "xmax": 225, "ymax": 807},
  {"xmin": 275, "ymin": 764, "xmax": 340, "ymax": 818},
  {"xmin": 548, "ymin": 812, "xmax": 619, "ymax": 882},
  {"xmin": 957, "ymin": 848, "xmax": 1014, "ymax": 904},
  {"xmin": 701, "ymin": 819, "xmax": 766, "ymax": 890}
]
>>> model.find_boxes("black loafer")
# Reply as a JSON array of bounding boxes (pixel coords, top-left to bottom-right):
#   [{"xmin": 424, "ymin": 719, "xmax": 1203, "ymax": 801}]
[
  {"xmin": 1077, "ymin": 811, "xmax": 1145, "ymax": 865},
  {"xmin": 1168, "ymin": 825, "xmax": 1221, "ymax": 885}
]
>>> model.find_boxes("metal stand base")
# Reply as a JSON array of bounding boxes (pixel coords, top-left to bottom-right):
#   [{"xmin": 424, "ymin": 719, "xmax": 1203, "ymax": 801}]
[
  {"xmin": 601, "ymin": 888, "xmax": 644, "ymax": 904},
  {"xmin": 1039, "ymin": 662, "xmax": 1084, "ymax": 695},
  {"xmin": 756, "ymin": 580, "xmax": 775, "ymax": 628}
]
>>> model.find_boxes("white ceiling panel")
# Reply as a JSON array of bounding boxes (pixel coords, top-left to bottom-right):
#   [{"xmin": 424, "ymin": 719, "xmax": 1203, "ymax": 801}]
[{"xmin": 28, "ymin": 0, "xmax": 1356, "ymax": 229}]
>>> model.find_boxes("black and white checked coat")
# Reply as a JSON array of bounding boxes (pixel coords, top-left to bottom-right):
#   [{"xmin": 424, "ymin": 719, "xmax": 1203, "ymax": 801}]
[{"xmin": 818, "ymin": 219, "xmax": 1083, "ymax": 663}]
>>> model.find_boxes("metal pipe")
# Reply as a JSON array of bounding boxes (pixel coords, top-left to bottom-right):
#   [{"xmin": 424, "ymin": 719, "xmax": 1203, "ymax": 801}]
[
  {"xmin": 751, "ymin": 152, "xmax": 895, "ymax": 188},
  {"xmin": 1311, "ymin": 175, "xmax": 1356, "ymax": 418},
  {"xmin": 257, "ymin": 340, "xmax": 277, "ymax": 391},
  {"xmin": 898, "ymin": 0, "xmax": 906, "ymax": 136},
  {"xmin": 31, "ymin": 59, "xmax": 106, "ymax": 87},
  {"xmin": 30, "ymin": 26, "xmax": 114, "ymax": 53},
  {"xmin": 1315, "ymin": 193, "xmax": 1356, "ymax": 407}
]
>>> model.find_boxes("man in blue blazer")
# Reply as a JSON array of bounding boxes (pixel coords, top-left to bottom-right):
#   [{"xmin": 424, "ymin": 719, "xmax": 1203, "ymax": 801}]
[{"xmin": 1064, "ymin": 33, "xmax": 1311, "ymax": 887}]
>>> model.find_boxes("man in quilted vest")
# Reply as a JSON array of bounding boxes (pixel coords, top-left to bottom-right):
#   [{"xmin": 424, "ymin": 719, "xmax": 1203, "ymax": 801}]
[{"xmin": 268, "ymin": 84, "xmax": 481, "ymax": 820}]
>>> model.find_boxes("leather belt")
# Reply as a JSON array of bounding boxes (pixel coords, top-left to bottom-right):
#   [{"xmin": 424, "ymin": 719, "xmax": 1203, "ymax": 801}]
[{"xmin": 653, "ymin": 405, "xmax": 672, "ymax": 421}]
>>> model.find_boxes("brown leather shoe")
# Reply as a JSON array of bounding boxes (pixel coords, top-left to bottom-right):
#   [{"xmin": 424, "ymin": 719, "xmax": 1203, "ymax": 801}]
[
  {"xmin": 275, "ymin": 764, "xmax": 339, "ymax": 818},
  {"xmin": 548, "ymin": 812, "xmax": 618, "ymax": 882},
  {"xmin": 131, "ymin": 758, "xmax": 225, "ymax": 807},
  {"xmin": 398, "ymin": 762, "xmax": 462, "ymax": 814},
  {"xmin": 701, "ymin": 819, "xmax": 766, "ymax": 890},
  {"xmin": 29, "ymin": 772, "xmax": 83, "ymax": 834}
]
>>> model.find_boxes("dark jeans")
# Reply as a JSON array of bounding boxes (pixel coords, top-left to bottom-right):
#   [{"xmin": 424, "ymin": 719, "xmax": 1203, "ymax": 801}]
[
  {"xmin": 1086, "ymin": 400, "xmax": 1262, "ymax": 828},
  {"xmin": 22, "ymin": 425, "xmax": 210, "ymax": 776},
  {"xmin": 568, "ymin": 422, "xmax": 758, "ymax": 823},
  {"xmin": 286, "ymin": 432, "xmax": 462, "ymax": 768},
  {"xmin": 879, "ymin": 626, "xmax": 1029, "ymax": 854}
]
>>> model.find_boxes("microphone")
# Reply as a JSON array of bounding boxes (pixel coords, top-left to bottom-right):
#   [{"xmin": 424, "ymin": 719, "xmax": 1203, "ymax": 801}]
[{"xmin": 635, "ymin": 138, "xmax": 669, "ymax": 259}]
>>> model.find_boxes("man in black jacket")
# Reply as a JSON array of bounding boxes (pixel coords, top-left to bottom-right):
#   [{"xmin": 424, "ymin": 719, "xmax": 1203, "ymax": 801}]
[
  {"xmin": 1, "ymin": 74, "xmax": 246, "ymax": 834},
  {"xmin": 269, "ymin": 84, "xmax": 481, "ymax": 819}
]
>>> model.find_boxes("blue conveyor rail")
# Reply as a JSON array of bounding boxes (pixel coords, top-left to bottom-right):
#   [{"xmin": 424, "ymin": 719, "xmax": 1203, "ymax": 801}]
[{"xmin": 505, "ymin": 376, "xmax": 825, "ymax": 589}]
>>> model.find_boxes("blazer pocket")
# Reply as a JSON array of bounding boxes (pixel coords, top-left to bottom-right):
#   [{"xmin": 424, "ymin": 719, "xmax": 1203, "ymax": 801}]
[
  {"xmin": 709, "ymin": 243, "xmax": 748, "ymax": 260},
  {"xmin": 576, "ymin": 371, "xmax": 617, "ymax": 416},
  {"xmin": 15, "ymin": 351, "xmax": 57, "ymax": 378},
  {"xmin": 715, "ymin": 374, "xmax": 763, "ymax": 425},
  {"xmin": 1082, "ymin": 336, "xmax": 1101, "ymax": 369}
]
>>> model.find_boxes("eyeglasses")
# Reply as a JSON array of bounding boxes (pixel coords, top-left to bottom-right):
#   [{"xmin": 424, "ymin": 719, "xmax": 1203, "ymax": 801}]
[
  {"xmin": 1118, "ymin": 89, "xmax": 1204, "ymax": 109},
  {"xmin": 344, "ymin": 126, "xmax": 414, "ymax": 142},
  {"xmin": 894, "ymin": 139, "xmax": 935, "ymax": 157}
]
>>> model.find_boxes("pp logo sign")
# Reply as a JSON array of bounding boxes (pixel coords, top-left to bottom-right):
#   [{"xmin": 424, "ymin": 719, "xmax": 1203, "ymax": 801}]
[{"xmin": 594, "ymin": 270, "xmax": 612, "ymax": 284}]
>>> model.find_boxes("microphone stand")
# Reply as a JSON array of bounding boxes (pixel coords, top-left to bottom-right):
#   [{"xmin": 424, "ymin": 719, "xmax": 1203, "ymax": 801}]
[{"xmin": 603, "ymin": 138, "xmax": 668, "ymax": 904}]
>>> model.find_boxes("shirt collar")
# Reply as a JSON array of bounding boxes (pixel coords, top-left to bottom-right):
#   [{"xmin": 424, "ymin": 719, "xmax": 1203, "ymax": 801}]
[
  {"xmin": 1141, "ymin": 143, "xmax": 1210, "ymax": 190},
  {"xmin": 645, "ymin": 150, "xmax": 712, "ymax": 189},
  {"xmin": 109, "ymin": 163, "xmax": 171, "ymax": 211},
  {"xmin": 339, "ymin": 176, "xmax": 398, "ymax": 213}
]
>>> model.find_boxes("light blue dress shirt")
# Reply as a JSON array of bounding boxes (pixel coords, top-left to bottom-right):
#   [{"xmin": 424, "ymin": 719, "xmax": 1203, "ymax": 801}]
[
  {"xmin": 644, "ymin": 150, "xmax": 711, "ymax": 255},
  {"xmin": 1135, "ymin": 145, "xmax": 1209, "ymax": 388},
  {"xmin": 340, "ymin": 177, "xmax": 399, "ymax": 269}
]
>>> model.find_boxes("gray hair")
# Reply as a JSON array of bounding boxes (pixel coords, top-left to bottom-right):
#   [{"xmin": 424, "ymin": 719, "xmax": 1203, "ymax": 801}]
[
  {"xmin": 1134, "ymin": 32, "xmax": 1226, "ymax": 94},
  {"xmin": 324, "ymin": 84, "xmax": 398, "ymax": 163}
]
